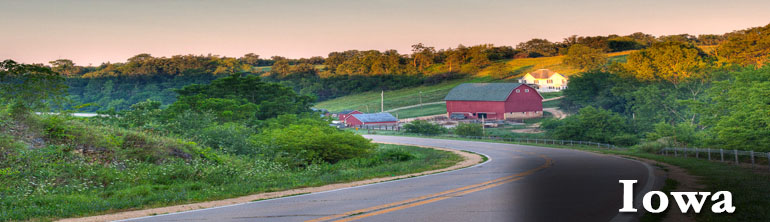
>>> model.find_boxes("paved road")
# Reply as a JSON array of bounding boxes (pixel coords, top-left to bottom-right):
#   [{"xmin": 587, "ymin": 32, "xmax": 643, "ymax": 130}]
[{"xmin": 125, "ymin": 135, "xmax": 656, "ymax": 222}]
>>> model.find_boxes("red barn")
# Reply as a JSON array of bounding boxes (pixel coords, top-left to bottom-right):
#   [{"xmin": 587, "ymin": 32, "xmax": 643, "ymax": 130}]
[
  {"xmin": 337, "ymin": 110, "xmax": 363, "ymax": 124},
  {"xmin": 444, "ymin": 83, "xmax": 543, "ymax": 120},
  {"xmin": 346, "ymin": 113, "xmax": 398, "ymax": 127}
]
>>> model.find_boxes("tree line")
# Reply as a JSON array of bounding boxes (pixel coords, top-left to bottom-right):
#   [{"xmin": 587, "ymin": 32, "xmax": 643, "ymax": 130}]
[{"xmin": 24, "ymin": 24, "xmax": 760, "ymax": 112}]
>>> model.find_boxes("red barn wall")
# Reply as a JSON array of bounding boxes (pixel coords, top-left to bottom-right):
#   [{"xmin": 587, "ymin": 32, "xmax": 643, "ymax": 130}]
[
  {"xmin": 339, "ymin": 110, "xmax": 363, "ymax": 123},
  {"xmin": 504, "ymin": 85, "xmax": 543, "ymax": 112},
  {"xmin": 445, "ymin": 85, "xmax": 542, "ymax": 120},
  {"xmin": 445, "ymin": 101, "xmax": 506, "ymax": 119}
]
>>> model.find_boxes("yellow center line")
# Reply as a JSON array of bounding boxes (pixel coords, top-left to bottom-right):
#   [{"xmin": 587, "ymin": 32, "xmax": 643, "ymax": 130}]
[{"xmin": 305, "ymin": 149, "xmax": 552, "ymax": 222}]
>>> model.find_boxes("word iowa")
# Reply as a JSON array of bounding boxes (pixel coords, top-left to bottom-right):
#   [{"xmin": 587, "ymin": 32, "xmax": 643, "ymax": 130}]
[{"xmin": 618, "ymin": 180, "xmax": 735, "ymax": 214}]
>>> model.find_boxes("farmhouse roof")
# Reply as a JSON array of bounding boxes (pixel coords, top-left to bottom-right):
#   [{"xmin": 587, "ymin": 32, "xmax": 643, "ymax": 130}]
[
  {"xmin": 338, "ymin": 110, "xmax": 358, "ymax": 114},
  {"xmin": 444, "ymin": 83, "xmax": 525, "ymax": 101},
  {"xmin": 351, "ymin": 113, "xmax": 398, "ymax": 123},
  {"xmin": 528, "ymin": 69, "xmax": 560, "ymax": 79}
]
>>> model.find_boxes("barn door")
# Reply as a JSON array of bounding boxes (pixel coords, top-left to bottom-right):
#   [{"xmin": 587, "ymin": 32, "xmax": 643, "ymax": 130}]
[{"xmin": 477, "ymin": 113, "xmax": 487, "ymax": 119}]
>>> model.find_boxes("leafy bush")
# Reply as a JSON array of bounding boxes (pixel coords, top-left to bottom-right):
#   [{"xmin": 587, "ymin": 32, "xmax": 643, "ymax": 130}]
[
  {"xmin": 378, "ymin": 148, "xmax": 416, "ymax": 162},
  {"xmin": 633, "ymin": 141, "xmax": 667, "ymax": 153},
  {"xmin": 454, "ymin": 123, "xmax": 483, "ymax": 137},
  {"xmin": 197, "ymin": 123, "xmax": 256, "ymax": 155},
  {"xmin": 254, "ymin": 124, "xmax": 375, "ymax": 166},
  {"xmin": 403, "ymin": 120, "xmax": 447, "ymax": 135},
  {"xmin": 542, "ymin": 106, "xmax": 637, "ymax": 145}
]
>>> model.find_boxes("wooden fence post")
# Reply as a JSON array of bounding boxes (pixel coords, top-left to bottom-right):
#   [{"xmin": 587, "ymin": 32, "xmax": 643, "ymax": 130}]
[
  {"xmin": 734, "ymin": 150, "xmax": 739, "ymax": 165},
  {"xmin": 696, "ymin": 148, "xmax": 699, "ymax": 158},
  {"xmin": 720, "ymin": 149, "xmax": 724, "ymax": 162},
  {"xmin": 750, "ymin": 151, "xmax": 755, "ymax": 168},
  {"xmin": 674, "ymin": 148, "xmax": 678, "ymax": 157},
  {"xmin": 707, "ymin": 148, "xmax": 711, "ymax": 160},
  {"xmin": 684, "ymin": 148, "xmax": 687, "ymax": 158}
]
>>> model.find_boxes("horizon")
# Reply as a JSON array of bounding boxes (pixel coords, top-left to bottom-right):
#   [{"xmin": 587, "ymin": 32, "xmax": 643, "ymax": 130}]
[{"xmin": 1, "ymin": 0, "xmax": 769, "ymax": 66}]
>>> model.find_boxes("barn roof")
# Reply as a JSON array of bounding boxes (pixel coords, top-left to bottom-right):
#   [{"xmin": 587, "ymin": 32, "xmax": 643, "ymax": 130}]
[
  {"xmin": 527, "ymin": 69, "xmax": 560, "ymax": 79},
  {"xmin": 444, "ymin": 83, "xmax": 525, "ymax": 101},
  {"xmin": 351, "ymin": 113, "xmax": 398, "ymax": 123},
  {"xmin": 338, "ymin": 110, "xmax": 358, "ymax": 114}
]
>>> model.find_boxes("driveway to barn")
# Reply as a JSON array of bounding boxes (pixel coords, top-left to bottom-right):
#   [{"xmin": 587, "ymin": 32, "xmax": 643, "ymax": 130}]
[{"xmin": 125, "ymin": 135, "xmax": 656, "ymax": 222}]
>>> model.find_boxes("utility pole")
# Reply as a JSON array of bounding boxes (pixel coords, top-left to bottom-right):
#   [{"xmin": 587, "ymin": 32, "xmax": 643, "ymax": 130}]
[
  {"xmin": 482, "ymin": 116, "xmax": 486, "ymax": 137},
  {"xmin": 381, "ymin": 90, "xmax": 384, "ymax": 113},
  {"xmin": 419, "ymin": 91, "xmax": 423, "ymax": 113}
]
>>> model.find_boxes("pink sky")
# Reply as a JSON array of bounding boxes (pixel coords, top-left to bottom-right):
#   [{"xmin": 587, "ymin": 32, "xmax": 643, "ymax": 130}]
[{"xmin": 1, "ymin": 0, "xmax": 768, "ymax": 66}]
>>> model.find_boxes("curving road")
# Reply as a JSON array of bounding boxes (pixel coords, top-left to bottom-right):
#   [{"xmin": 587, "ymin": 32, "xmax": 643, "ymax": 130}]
[{"xmin": 124, "ymin": 135, "xmax": 657, "ymax": 222}]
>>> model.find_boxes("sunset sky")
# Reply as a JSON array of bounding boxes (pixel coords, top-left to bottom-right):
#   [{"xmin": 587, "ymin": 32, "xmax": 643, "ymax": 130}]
[{"xmin": 1, "ymin": 0, "xmax": 768, "ymax": 66}]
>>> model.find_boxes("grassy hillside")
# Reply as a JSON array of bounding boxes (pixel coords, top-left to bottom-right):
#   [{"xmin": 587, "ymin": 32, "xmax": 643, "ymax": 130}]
[
  {"xmin": 315, "ymin": 51, "xmax": 629, "ymax": 114},
  {"xmin": 315, "ymin": 77, "xmax": 500, "ymax": 113},
  {"xmin": 477, "ymin": 50, "xmax": 634, "ymax": 79}
]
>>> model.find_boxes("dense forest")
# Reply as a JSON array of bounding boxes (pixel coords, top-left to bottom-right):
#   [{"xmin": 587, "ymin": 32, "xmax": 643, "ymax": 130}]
[
  {"xmin": 39, "ymin": 28, "xmax": 736, "ymax": 112},
  {"xmin": 543, "ymin": 23, "xmax": 770, "ymax": 151}
]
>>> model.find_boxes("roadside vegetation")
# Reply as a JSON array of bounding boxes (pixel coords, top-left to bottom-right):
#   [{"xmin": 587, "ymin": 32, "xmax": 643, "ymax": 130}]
[{"xmin": 0, "ymin": 63, "xmax": 463, "ymax": 221}]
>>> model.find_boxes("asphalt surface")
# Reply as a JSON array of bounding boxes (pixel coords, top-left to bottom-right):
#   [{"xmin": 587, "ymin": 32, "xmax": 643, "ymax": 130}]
[{"xmin": 125, "ymin": 135, "xmax": 656, "ymax": 222}]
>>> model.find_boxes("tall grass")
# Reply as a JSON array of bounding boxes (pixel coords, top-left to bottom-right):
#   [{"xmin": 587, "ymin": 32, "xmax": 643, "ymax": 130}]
[{"xmin": 0, "ymin": 115, "xmax": 462, "ymax": 221}]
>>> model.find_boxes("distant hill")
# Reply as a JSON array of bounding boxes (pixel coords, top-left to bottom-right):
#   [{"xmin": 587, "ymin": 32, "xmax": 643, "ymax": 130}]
[{"xmin": 315, "ymin": 51, "xmax": 633, "ymax": 114}]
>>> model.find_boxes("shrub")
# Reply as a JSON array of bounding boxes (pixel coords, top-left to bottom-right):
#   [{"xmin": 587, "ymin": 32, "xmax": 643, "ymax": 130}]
[
  {"xmin": 543, "ymin": 106, "xmax": 636, "ymax": 145},
  {"xmin": 403, "ymin": 120, "xmax": 447, "ymax": 135},
  {"xmin": 197, "ymin": 123, "xmax": 256, "ymax": 155},
  {"xmin": 378, "ymin": 148, "xmax": 416, "ymax": 162},
  {"xmin": 633, "ymin": 141, "xmax": 667, "ymax": 153},
  {"xmin": 454, "ymin": 123, "xmax": 483, "ymax": 137},
  {"xmin": 254, "ymin": 124, "xmax": 374, "ymax": 166}
]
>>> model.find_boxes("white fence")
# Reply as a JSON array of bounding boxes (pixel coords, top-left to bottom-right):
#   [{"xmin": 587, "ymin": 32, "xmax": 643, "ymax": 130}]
[{"xmin": 660, "ymin": 147, "xmax": 770, "ymax": 171}]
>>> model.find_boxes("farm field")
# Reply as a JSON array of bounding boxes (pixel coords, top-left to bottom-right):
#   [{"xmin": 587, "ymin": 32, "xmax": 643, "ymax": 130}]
[
  {"xmin": 391, "ymin": 103, "xmax": 447, "ymax": 119},
  {"xmin": 315, "ymin": 77, "xmax": 496, "ymax": 113}
]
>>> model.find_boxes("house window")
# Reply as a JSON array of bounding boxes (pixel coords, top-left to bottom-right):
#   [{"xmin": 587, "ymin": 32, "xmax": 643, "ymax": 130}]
[
  {"xmin": 525, "ymin": 89, "xmax": 529, "ymax": 92},
  {"xmin": 562, "ymin": 80, "xmax": 566, "ymax": 84},
  {"xmin": 547, "ymin": 80, "xmax": 553, "ymax": 84},
  {"xmin": 534, "ymin": 80, "xmax": 539, "ymax": 84},
  {"xmin": 515, "ymin": 89, "xmax": 520, "ymax": 93}
]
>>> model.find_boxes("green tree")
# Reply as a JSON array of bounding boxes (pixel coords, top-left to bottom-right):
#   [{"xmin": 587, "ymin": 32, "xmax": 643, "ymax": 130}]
[
  {"xmin": 562, "ymin": 44, "xmax": 608, "ymax": 71},
  {"xmin": 49, "ymin": 59, "xmax": 83, "ymax": 76},
  {"xmin": 624, "ymin": 41, "xmax": 709, "ymax": 85},
  {"xmin": 254, "ymin": 123, "xmax": 375, "ymax": 166},
  {"xmin": 171, "ymin": 75, "xmax": 313, "ymax": 121},
  {"xmin": 715, "ymin": 23, "xmax": 770, "ymax": 67},
  {"xmin": 696, "ymin": 66, "xmax": 770, "ymax": 151},
  {"xmin": 541, "ymin": 106, "xmax": 637, "ymax": 145},
  {"xmin": 0, "ymin": 60, "xmax": 66, "ymax": 112}
]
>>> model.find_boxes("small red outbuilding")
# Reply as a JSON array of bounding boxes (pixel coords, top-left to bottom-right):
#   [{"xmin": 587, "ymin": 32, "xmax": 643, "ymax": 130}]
[
  {"xmin": 345, "ymin": 113, "xmax": 399, "ymax": 127},
  {"xmin": 444, "ymin": 83, "xmax": 543, "ymax": 120}
]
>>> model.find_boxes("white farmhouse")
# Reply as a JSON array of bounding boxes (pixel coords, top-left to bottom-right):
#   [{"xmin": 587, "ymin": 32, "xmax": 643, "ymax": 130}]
[{"xmin": 517, "ymin": 69, "xmax": 568, "ymax": 92}]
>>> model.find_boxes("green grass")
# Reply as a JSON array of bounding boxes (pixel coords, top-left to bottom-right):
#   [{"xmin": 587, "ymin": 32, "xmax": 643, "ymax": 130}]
[
  {"xmin": 315, "ymin": 77, "xmax": 495, "ymax": 113},
  {"xmin": 0, "ymin": 116, "xmax": 463, "ymax": 221},
  {"xmin": 540, "ymin": 91, "xmax": 563, "ymax": 99},
  {"xmin": 391, "ymin": 103, "xmax": 447, "ymax": 119},
  {"xmin": 543, "ymin": 99, "xmax": 561, "ymax": 108}
]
